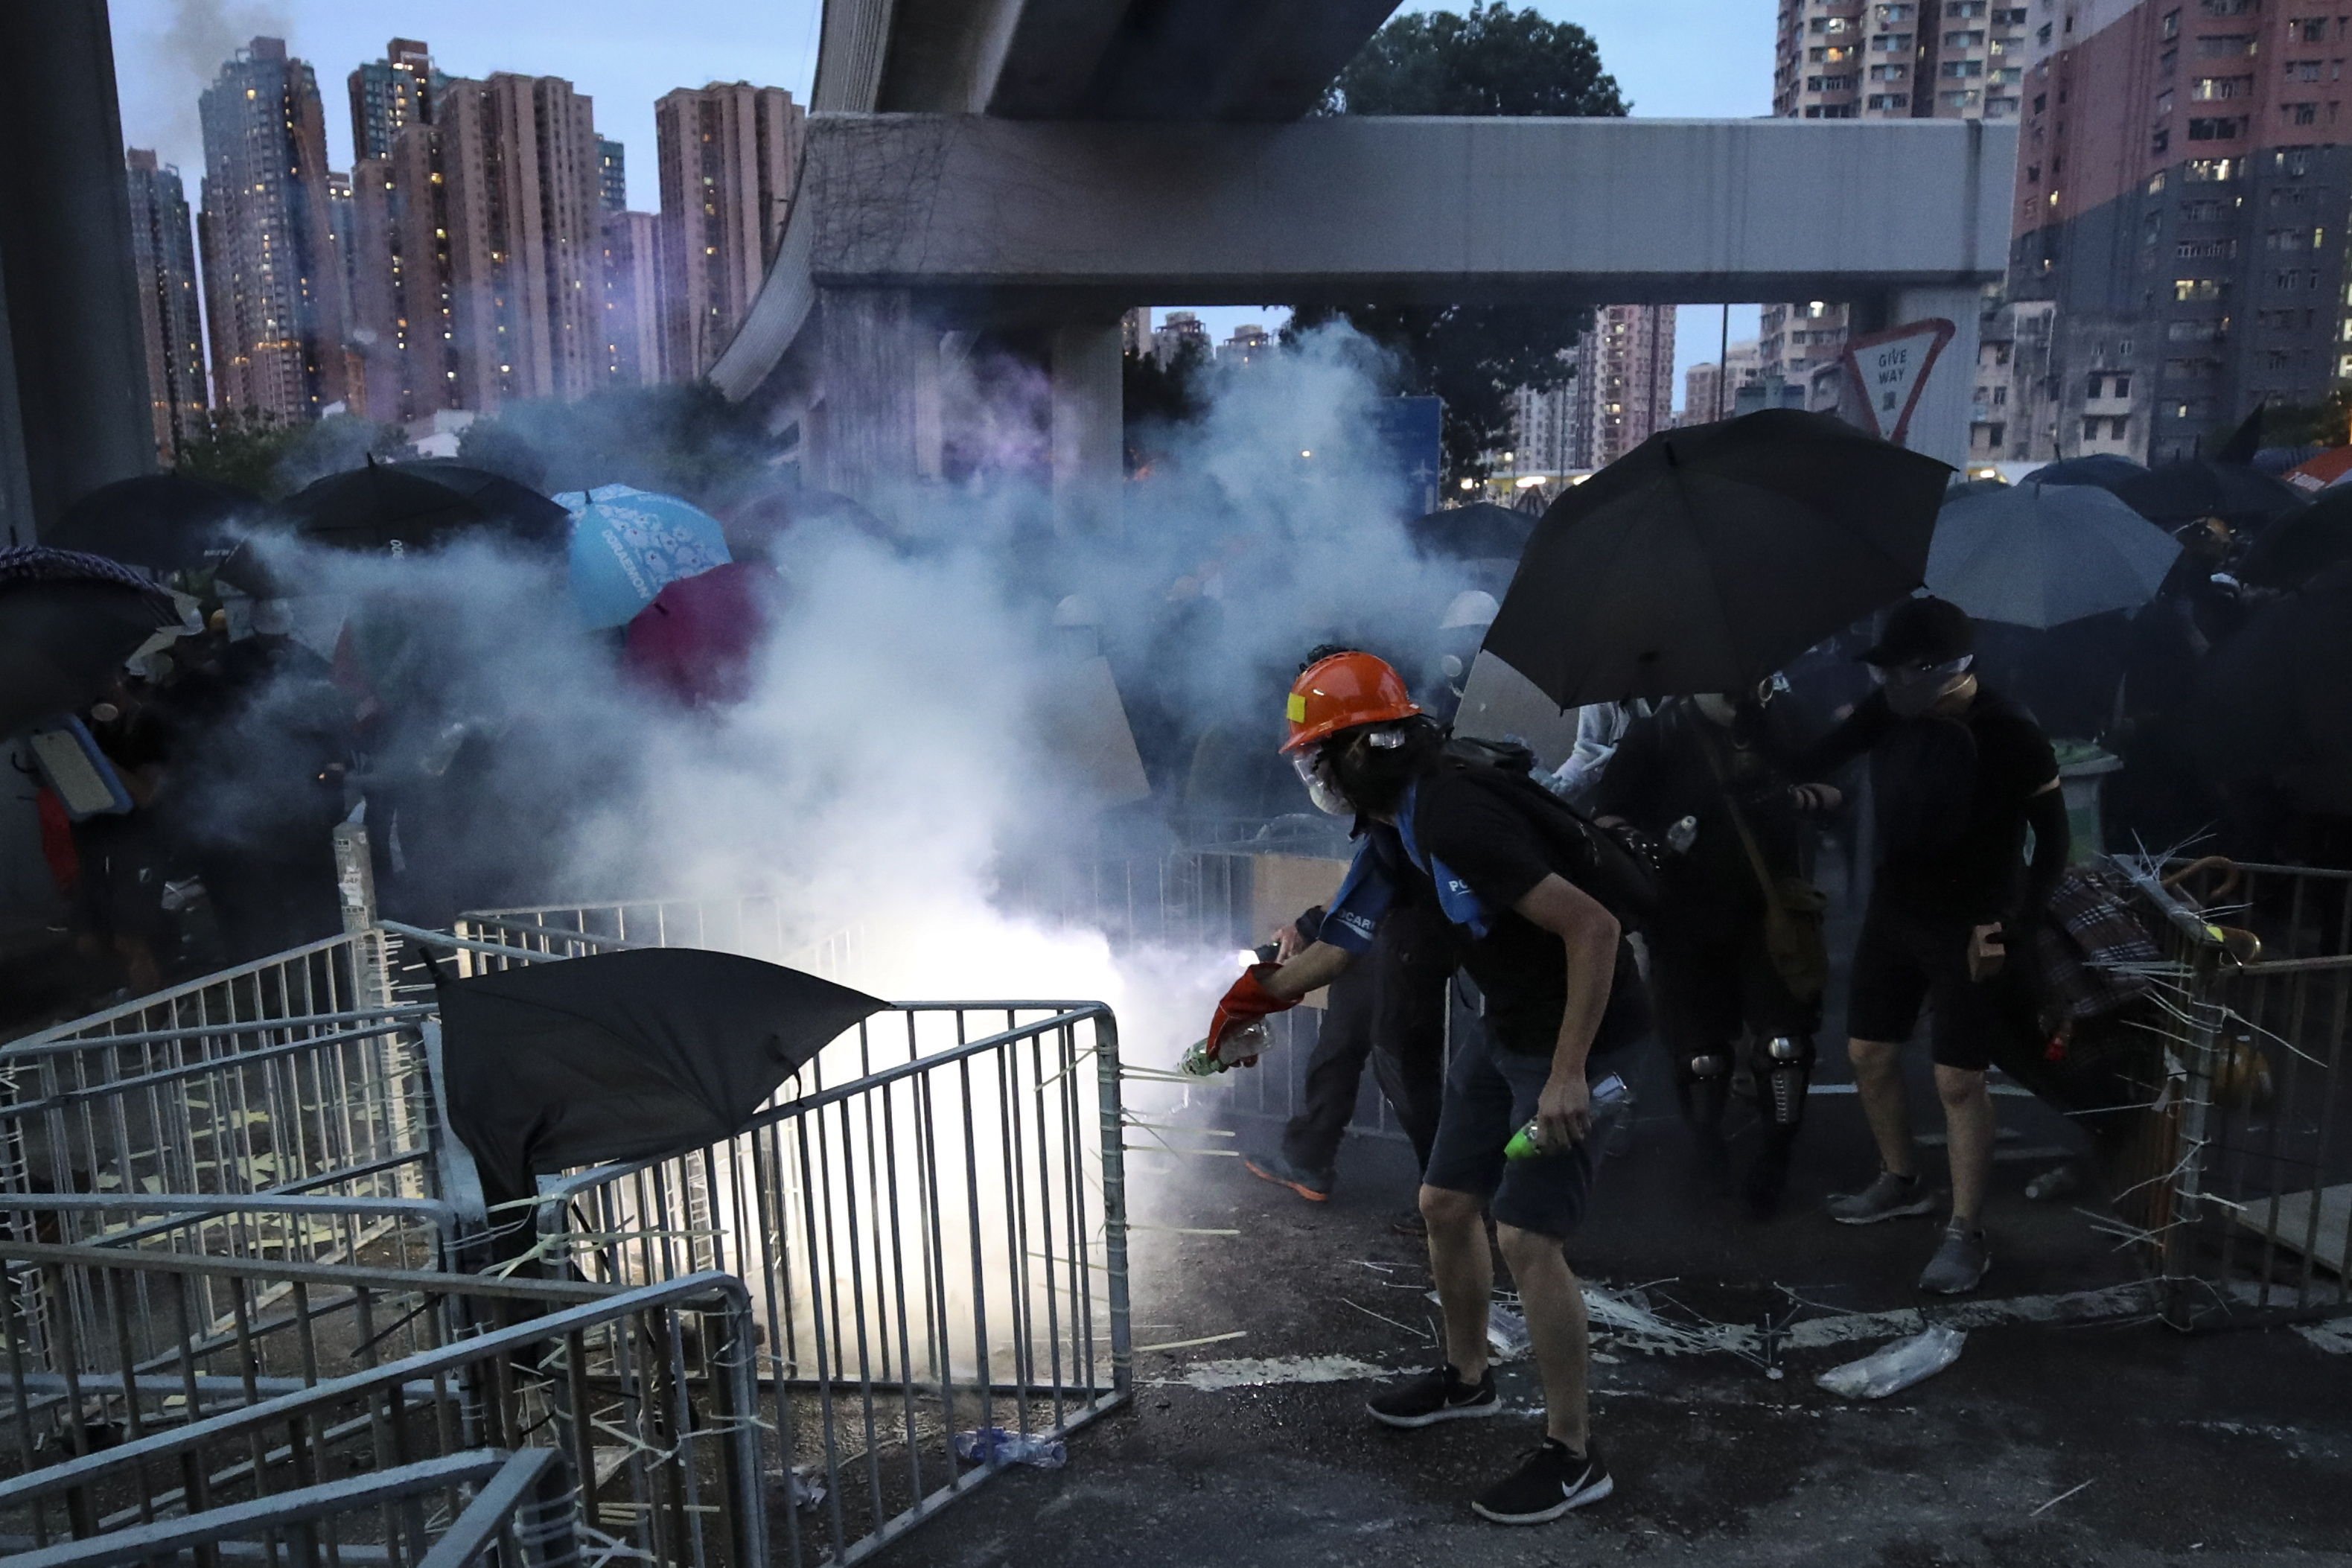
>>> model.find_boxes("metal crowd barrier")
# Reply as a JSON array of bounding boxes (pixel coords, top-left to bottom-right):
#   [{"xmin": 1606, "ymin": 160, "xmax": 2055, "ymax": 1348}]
[
  {"xmin": 2134, "ymin": 860, "xmax": 2352, "ymax": 1329},
  {"xmin": 7, "ymin": 1448, "xmax": 576, "ymax": 1568},
  {"xmin": 0, "ymin": 1266, "xmax": 761, "ymax": 1567}
]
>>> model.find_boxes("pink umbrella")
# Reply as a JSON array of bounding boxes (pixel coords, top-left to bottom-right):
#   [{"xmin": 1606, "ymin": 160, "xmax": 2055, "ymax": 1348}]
[{"xmin": 622, "ymin": 561, "xmax": 781, "ymax": 709}]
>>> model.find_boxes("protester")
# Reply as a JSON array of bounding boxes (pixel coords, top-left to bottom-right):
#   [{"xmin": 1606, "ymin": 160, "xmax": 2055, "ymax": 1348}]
[
  {"xmin": 1242, "ymin": 648, "xmax": 1449, "ymax": 1231},
  {"xmin": 1595, "ymin": 683, "xmax": 1838, "ymax": 1215},
  {"xmin": 1546, "ymin": 698, "xmax": 1654, "ymax": 809},
  {"xmin": 1202, "ymin": 651, "xmax": 1645, "ymax": 1524},
  {"xmin": 1795, "ymin": 596, "xmax": 2069, "ymax": 1294}
]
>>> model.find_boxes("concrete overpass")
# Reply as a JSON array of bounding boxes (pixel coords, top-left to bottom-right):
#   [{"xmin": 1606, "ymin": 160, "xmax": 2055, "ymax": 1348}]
[{"xmin": 713, "ymin": 110, "xmax": 2018, "ymax": 520}]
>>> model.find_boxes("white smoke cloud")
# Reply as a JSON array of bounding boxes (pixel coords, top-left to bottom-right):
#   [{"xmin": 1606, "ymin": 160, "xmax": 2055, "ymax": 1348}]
[
  {"xmin": 115, "ymin": 0, "xmax": 294, "ymax": 175},
  {"xmin": 211, "ymin": 323, "xmax": 1483, "ymax": 1071}
]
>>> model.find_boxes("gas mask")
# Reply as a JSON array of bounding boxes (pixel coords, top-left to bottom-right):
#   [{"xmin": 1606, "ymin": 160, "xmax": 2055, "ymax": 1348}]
[{"xmin": 1873, "ymin": 654, "xmax": 1973, "ymax": 718}]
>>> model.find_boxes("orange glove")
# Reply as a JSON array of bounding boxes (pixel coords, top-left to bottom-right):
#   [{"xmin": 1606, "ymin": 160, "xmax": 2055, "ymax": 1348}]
[{"xmin": 1206, "ymin": 964, "xmax": 1296, "ymax": 1067}]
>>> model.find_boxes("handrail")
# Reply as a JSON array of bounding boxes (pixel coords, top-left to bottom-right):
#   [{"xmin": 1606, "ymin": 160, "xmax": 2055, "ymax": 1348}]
[
  {"xmin": 7, "ymin": 934, "xmax": 367, "ymax": 1042},
  {"xmin": 4, "ymin": 1450, "xmax": 541, "ymax": 1568},
  {"xmin": 0, "ymin": 1238, "xmax": 615, "ymax": 1304},
  {"xmin": 4, "ymin": 1007, "xmax": 434, "ymax": 1057},
  {"xmin": 0, "ymin": 1269, "xmax": 749, "ymax": 1507},
  {"xmin": 0, "ymin": 1023, "xmax": 426, "ymax": 1114}
]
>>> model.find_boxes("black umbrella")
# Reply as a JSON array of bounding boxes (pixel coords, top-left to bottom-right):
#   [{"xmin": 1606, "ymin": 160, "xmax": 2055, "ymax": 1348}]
[
  {"xmin": 1927, "ymin": 480, "xmax": 2180, "ymax": 628},
  {"xmin": 2178, "ymin": 561, "xmax": 2352, "ymax": 814},
  {"xmin": 399, "ymin": 459, "xmax": 571, "ymax": 546},
  {"xmin": 51, "ymin": 474, "xmax": 267, "ymax": 581},
  {"xmin": 277, "ymin": 459, "xmax": 546, "ymax": 559},
  {"xmin": 1407, "ymin": 501, "xmax": 1536, "ymax": 563},
  {"xmin": 436, "ymin": 947, "xmax": 888, "ymax": 1218},
  {"xmin": 2114, "ymin": 459, "xmax": 2308, "ymax": 531},
  {"xmin": 2031, "ymin": 454, "xmax": 2148, "ymax": 494},
  {"xmin": 1482, "ymin": 409, "xmax": 1949, "ymax": 710},
  {"xmin": 2237, "ymin": 485, "xmax": 2352, "ymax": 587},
  {"xmin": 0, "ymin": 546, "xmax": 182, "ymax": 737}
]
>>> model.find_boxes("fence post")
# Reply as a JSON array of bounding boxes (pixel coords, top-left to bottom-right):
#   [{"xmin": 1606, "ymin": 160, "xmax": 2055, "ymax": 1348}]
[
  {"xmin": 332, "ymin": 817, "xmax": 393, "ymax": 1013},
  {"xmin": 1093, "ymin": 1010, "xmax": 1132, "ymax": 1400}
]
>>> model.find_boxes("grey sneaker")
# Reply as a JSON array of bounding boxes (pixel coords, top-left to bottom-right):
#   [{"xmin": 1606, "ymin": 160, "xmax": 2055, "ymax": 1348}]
[
  {"xmin": 1826, "ymin": 1170, "xmax": 1938, "ymax": 1225},
  {"xmin": 1919, "ymin": 1223, "xmax": 1989, "ymax": 1295}
]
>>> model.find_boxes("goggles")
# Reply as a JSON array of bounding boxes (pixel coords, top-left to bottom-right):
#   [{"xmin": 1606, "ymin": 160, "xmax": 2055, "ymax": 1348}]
[{"xmin": 1869, "ymin": 654, "xmax": 1972, "ymax": 686}]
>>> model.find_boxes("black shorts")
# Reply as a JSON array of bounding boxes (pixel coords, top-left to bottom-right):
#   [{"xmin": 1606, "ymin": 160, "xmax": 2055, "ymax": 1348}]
[
  {"xmin": 1845, "ymin": 896, "xmax": 2005, "ymax": 1071},
  {"xmin": 1421, "ymin": 1023, "xmax": 1590, "ymax": 1240},
  {"xmin": 1650, "ymin": 924, "xmax": 1821, "ymax": 1064}
]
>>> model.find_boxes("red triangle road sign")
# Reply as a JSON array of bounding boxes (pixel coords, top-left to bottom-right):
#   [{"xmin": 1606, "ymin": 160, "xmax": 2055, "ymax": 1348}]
[{"xmin": 1840, "ymin": 319, "xmax": 1957, "ymax": 447}]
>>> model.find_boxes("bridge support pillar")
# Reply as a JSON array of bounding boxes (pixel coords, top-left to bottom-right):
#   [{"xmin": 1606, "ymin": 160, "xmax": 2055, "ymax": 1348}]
[
  {"xmin": 1050, "ymin": 319, "xmax": 1123, "ymax": 536},
  {"xmin": 811, "ymin": 289, "xmax": 940, "ymax": 511}
]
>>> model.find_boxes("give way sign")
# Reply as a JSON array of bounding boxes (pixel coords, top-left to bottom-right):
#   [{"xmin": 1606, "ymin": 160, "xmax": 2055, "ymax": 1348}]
[{"xmin": 1840, "ymin": 319, "xmax": 1957, "ymax": 447}]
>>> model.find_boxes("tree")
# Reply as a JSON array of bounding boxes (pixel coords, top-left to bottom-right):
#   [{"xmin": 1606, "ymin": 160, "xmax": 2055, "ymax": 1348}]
[
  {"xmin": 1310, "ymin": 4, "xmax": 1628, "ymax": 479},
  {"xmin": 173, "ymin": 409, "xmax": 414, "ymax": 499},
  {"xmin": 1122, "ymin": 340, "xmax": 1208, "ymax": 473}
]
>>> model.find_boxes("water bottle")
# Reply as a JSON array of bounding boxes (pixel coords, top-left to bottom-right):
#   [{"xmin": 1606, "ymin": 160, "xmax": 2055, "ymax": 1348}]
[
  {"xmin": 1666, "ymin": 815, "xmax": 1700, "ymax": 855},
  {"xmin": 1505, "ymin": 1072, "xmax": 1632, "ymax": 1159},
  {"xmin": 1181, "ymin": 1019, "xmax": 1269, "ymax": 1077},
  {"xmin": 953, "ymin": 1427, "xmax": 1067, "ymax": 1468}
]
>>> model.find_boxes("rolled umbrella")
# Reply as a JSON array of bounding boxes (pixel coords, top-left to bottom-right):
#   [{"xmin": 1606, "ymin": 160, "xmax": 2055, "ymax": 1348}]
[
  {"xmin": 561, "ymin": 484, "xmax": 732, "ymax": 630},
  {"xmin": 1482, "ymin": 409, "xmax": 1949, "ymax": 710},
  {"xmin": 2237, "ymin": 485, "xmax": 2352, "ymax": 588},
  {"xmin": 435, "ymin": 947, "xmax": 887, "ymax": 1220},
  {"xmin": 1926, "ymin": 480, "xmax": 2181, "ymax": 628},
  {"xmin": 0, "ymin": 546, "xmax": 183, "ymax": 737},
  {"xmin": 2028, "ymin": 453, "xmax": 2148, "ymax": 494},
  {"xmin": 2114, "ymin": 459, "xmax": 2308, "ymax": 532},
  {"xmin": 2177, "ymin": 561, "xmax": 2352, "ymax": 814}
]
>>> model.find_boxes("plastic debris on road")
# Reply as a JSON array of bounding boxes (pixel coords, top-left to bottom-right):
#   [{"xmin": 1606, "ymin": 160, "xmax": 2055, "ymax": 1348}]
[
  {"xmin": 1816, "ymin": 1323, "xmax": 1966, "ymax": 1399},
  {"xmin": 954, "ymin": 1427, "xmax": 1068, "ymax": 1469}
]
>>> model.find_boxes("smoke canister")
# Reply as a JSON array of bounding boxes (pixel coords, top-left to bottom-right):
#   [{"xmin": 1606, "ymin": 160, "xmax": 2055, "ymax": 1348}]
[
  {"xmin": 1181, "ymin": 1019, "xmax": 1269, "ymax": 1077},
  {"xmin": 1504, "ymin": 1073, "xmax": 1631, "ymax": 1158}
]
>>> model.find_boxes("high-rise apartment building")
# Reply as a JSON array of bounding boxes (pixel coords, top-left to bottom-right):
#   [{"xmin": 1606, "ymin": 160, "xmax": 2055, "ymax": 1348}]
[
  {"xmin": 600, "ymin": 209, "xmax": 665, "ymax": 386},
  {"xmin": 350, "ymin": 72, "xmax": 608, "ymax": 418},
  {"xmin": 198, "ymin": 38, "xmax": 348, "ymax": 421},
  {"xmin": 1150, "ymin": 310, "xmax": 1211, "ymax": 367},
  {"xmin": 1570, "ymin": 305, "xmax": 1678, "ymax": 468},
  {"xmin": 1765, "ymin": 1, "xmax": 2029, "ymax": 385},
  {"xmin": 599, "ymin": 138, "xmax": 629, "ymax": 214},
  {"xmin": 348, "ymin": 39, "xmax": 439, "ymax": 164},
  {"xmin": 124, "ymin": 150, "xmax": 207, "ymax": 460},
  {"xmin": 2006, "ymin": 0, "xmax": 2352, "ymax": 463},
  {"xmin": 655, "ymin": 83, "xmax": 805, "ymax": 377},
  {"xmin": 1683, "ymin": 339, "xmax": 1765, "ymax": 425}
]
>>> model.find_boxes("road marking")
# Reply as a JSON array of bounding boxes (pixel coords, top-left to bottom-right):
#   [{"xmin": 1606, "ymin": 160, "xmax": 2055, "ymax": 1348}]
[{"xmin": 1157, "ymin": 1281, "xmax": 2160, "ymax": 1388}]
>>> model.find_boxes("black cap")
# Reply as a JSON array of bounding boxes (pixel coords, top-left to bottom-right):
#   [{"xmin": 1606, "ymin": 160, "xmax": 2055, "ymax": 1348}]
[{"xmin": 1861, "ymin": 596, "xmax": 1974, "ymax": 667}]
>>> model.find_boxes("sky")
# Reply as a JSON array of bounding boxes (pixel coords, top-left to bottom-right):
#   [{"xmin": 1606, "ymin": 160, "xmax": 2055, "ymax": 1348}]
[{"xmin": 108, "ymin": 0, "xmax": 1769, "ymax": 408}]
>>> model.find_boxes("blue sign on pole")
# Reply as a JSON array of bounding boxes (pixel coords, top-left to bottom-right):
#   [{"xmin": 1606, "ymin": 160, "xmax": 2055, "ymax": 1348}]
[{"xmin": 1367, "ymin": 396, "xmax": 1445, "ymax": 514}]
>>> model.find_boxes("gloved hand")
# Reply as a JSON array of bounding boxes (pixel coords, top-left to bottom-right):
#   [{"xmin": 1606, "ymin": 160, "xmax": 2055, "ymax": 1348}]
[{"xmin": 1205, "ymin": 963, "xmax": 1296, "ymax": 1067}]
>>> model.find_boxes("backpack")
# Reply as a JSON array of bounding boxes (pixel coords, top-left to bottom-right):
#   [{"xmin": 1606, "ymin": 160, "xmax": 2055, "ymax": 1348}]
[{"xmin": 1435, "ymin": 734, "xmax": 1665, "ymax": 929}]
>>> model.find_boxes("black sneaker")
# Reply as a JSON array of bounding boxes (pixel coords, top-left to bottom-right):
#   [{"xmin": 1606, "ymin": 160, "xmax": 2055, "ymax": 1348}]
[
  {"xmin": 1365, "ymin": 1364, "xmax": 1498, "ymax": 1429},
  {"xmin": 1389, "ymin": 1207, "xmax": 1428, "ymax": 1238},
  {"xmin": 1471, "ymin": 1438, "xmax": 1613, "ymax": 1525}
]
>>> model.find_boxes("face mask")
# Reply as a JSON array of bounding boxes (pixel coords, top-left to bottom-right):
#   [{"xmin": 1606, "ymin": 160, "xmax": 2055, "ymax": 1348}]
[
  {"xmin": 1874, "ymin": 654, "xmax": 1973, "ymax": 717},
  {"xmin": 1292, "ymin": 750, "xmax": 1352, "ymax": 817},
  {"xmin": 1694, "ymin": 692, "xmax": 1737, "ymax": 727}
]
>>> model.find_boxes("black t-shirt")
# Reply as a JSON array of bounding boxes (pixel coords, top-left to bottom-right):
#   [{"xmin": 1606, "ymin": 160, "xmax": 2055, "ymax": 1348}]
[
  {"xmin": 1595, "ymin": 699, "xmax": 1808, "ymax": 934},
  {"xmin": 1402, "ymin": 768, "xmax": 1648, "ymax": 1057},
  {"xmin": 1806, "ymin": 686, "xmax": 2059, "ymax": 921}
]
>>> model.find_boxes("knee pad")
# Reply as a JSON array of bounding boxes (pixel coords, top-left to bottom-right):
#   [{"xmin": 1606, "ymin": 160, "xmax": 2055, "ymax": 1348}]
[
  {"xmin": 1759, "ymin": 1036, "xmax": 1814, "ymax": 1129},
  {"xmin": 1686, "ymin": 1051, "xmax": 1731, "ymax": 1081}
]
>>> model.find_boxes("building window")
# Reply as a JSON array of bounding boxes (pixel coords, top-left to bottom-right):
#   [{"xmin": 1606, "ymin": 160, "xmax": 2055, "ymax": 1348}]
[
  {"xmin": 2184, "ymin": 156, "xmax": 2240, "ymax": 181},
  {"xmin": 2196, "ymin": 33, "xmax": 2256, "ymax": 56},
  {"xmin": 2175, "ymin": 278, "xmax": 2225, "ymax": 300},
  {"xmin": 2291, "ymin": 59, "xmax": 2324, "ymax": 80},
  {"xmin": 2301, "ymin": 16, "xmax": 2330, "ymax": 41},
  {"xmin": 2187, "ymin": 116, "xmax": 2246, "ymax": 138},
  {"xmin": 2193, "ymin": 75, "xmax": 2251, "ymax": 98},
  {"xmin": 2163, "ymin": 7, "xmax": 2182, "ymax": 37},
  {"xmin": 2289, "ymin": 101, "xmax": 2321, "ymax": 122},
  {"xmin": 2198, "ymin": 0, "xmax": 2253, "ymax": 14}
]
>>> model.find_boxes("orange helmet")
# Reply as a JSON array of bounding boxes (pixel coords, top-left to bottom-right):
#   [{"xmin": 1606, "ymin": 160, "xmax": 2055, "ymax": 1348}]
[{"xmin": 1281, "ymin": 651, "xmax": 1421, "ymax": 753}]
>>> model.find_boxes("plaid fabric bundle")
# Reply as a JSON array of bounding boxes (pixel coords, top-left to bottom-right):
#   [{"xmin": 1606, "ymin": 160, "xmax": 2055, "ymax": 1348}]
[{"xmin": 2035, "ymin": 861, "xmax": 2161, "ymax": 1022}]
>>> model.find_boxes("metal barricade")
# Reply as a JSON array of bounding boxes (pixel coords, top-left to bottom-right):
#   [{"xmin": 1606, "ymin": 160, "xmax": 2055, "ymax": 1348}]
[
  {"xmin": 0, "ymin": 1266, "xmax": 761, "ymax": 1568},
  {"xmin": 529, "ymin": 1001, "xmax": 1129, "ymax": 1567},
  {"xmin": 7, "ymin": 1449, "xmax": 578, "ymax": 1568},
  {"xmin": 2132, "ymin": 860, "xmax": 2352, "ymax": 1329},
  {"xmin": 1, "ymin": 935, "xmax": 435, "ymax": 1217}
]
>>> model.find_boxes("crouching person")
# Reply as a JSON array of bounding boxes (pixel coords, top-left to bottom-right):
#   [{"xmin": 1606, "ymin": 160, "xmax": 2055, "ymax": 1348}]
[{"xmin": 1199, "ymin": 651, "xmax": 1647, "ymax": 1524}]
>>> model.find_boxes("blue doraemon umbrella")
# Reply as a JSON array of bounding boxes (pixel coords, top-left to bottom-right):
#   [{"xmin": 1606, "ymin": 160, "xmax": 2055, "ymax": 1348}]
[{"xmin": 559, "ymin": 484, "xmax": 731, "ymax": 630}]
